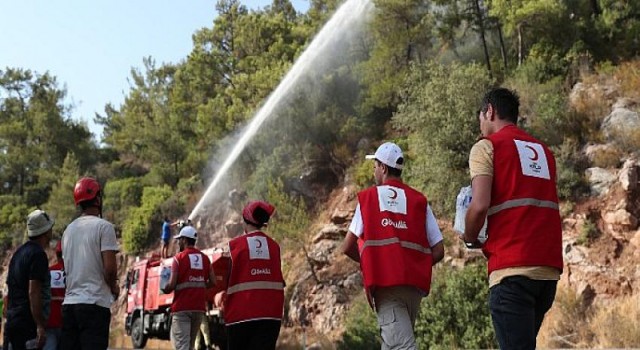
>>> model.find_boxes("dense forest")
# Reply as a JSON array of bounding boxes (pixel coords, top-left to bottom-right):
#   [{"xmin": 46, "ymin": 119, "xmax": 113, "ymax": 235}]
[{"xmin": 1, "ymin": 0, "xmax": 640, "ymax": 346}]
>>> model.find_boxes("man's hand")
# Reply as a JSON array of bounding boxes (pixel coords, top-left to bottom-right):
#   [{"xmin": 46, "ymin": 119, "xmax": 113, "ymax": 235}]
[
  {"xmin": 111, "ymin": 282, "xmax": 120, "ymax": 300},
  {"xmin": 36, "ymin": 325, "xmax": 46, "ymax": 348}
]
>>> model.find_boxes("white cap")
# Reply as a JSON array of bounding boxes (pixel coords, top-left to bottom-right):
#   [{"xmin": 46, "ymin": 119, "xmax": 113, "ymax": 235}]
[
  {"xmin": 27, "ymin": 209, "xmax": 55, "ymax": 237},
  {"xmin": 365, "ymin": 142, "xmax": 404, "ymax": 170},
  {"xmin": 175, "ymin": 226, "xmax": 197, "ymax": 240}
]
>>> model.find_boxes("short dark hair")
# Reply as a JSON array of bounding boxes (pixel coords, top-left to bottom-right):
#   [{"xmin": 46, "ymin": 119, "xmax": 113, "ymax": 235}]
[
  {"xmin": 184, "ymin": 237, "xmax": 196, "ymax": 246},
  {"xmin": 377, "ymin": 160, "xmax": 403, "ymax": 177},
  {"xmin": 79, "ymin": 192, "xmax": 101, "ymax": 210},
  {"xmin": 482, "ymin": 88, "xmax": 520, "ymax": 124}
]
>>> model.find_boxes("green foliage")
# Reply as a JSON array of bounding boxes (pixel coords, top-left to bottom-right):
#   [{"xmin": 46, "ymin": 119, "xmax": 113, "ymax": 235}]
[
  {"xmin": 0, "ymin": 68, "xmax": 96, "ymax": 206},
  {"xmin": 393, "ymin": 61, "xmax": 493, "ymax": 216},
  {"xmin": 264, "ymin": 179, "xmax": 310, "ymax": 245},
  {"xmin": 552, "ymin": 139, "xmax": 589, "ymax": 200},
  {"xmin": 44, "ymin": 152, "xmax": 81, "ymax": 236},
  {"xmin": 416, "ymin": 263, "xmax": 496, "ymax": 349},
  {"xmin": 352, "ymin": 159, "xmax": 375, "ymax": 190},
  {"xmin": 0, "ymin": 196, "xmax": 29, "ymax": 247},
  {"xmin": 103, "ymin": 177, "xmax": 144, "ymax": 227},
  {"xmin": 577, "ymin": 218, "xmax": 599, "ymax": 246},
  {"xmin": 337, "ymin": 295, "xmax": 381, "ymax": 350},
  {"xmin": 122, "ymin": 185, "xmax": 172, "ymax": 254}
]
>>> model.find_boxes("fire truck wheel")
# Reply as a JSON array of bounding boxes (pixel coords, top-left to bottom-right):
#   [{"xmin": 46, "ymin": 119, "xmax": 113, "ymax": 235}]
[{"xmin": 131, "ymin": 316, "xmax": 148, "ymax": 349}]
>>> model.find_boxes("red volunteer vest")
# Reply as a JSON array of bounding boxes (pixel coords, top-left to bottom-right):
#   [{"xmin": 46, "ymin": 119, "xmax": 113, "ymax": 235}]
[
  {"xmin": 47, "ymin": 261, "xmax": 65, "ymax": 329},
  {"xmin": 357, "ymin": 179, "xmax": 433, "ymax": 295},
  {"xmin": 483, "ymin": 125, "xmax": 563, "ymax": 273},
  {"xmin": 171, "ymin": 247, "xmax": 210, "ymax": 313},
  {"xmin": 224, "ymin": 231, "xmax": 284, "ymax": 325}
]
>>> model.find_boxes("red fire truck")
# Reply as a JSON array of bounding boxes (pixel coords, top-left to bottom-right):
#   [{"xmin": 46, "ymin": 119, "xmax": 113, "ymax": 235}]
[{"xmin": 124, "ymin": 248, "xmax": 230, "ymax": 349}]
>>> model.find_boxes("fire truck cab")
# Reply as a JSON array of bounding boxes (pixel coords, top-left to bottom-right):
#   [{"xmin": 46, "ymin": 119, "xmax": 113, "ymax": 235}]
[{"xmin": 125, "ymin": 248, "xmax": 230, "ymax": 349}]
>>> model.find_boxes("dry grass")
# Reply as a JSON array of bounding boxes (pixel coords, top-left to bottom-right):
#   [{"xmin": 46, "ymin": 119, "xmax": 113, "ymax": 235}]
[
  {"xmin": 590, "ymin": 294, "xmax": 640, "ymax": 348},
  {"xmin": 538, "ymin": 287, "xmax": 640, "ymax": 348},
  {"xmin": 615, "ymin": 60, "xmax": 640, "ymax": 100}
]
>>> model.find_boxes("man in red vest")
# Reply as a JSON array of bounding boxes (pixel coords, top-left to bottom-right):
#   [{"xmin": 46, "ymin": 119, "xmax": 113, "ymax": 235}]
[
  {"xmin": 44, "ymin": 240, "xmax": 64, "ymax": 350},
  {"xmin": 162, "ymin": 226, "xmax": 215, "ymax": 350},
  {"xmin": 224, "ymin": 200, "xmax": 284, "ymax": 350},
  {"xmin": 463, "ymin": 88, "xmax": 563, "ymax": 349},
  {"xmin": 340, "ymin": 142, "xmax": 445, "ymax": 349}
]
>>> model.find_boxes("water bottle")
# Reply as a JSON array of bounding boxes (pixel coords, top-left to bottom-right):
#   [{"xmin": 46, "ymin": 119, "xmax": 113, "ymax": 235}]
[
  {"xmin": 160, "ymin": 265, "xmax": 171, "ymax": 290},
  {"xmin": 454, "ymin": 186, "xmax": 488, "ymax": 245}
]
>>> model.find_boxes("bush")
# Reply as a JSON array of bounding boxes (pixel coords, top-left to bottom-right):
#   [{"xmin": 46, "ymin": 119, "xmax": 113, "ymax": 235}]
[
  {"xmin": 122, "ymin": 185, "xmax": 172, "ymax": 254},
  {"xmin": 393, "ymin": 61, "xmax": 493, "ymax": 217},
  {"xmin": 577, "ymin": 218, "xmax": 599, "ymax": 246},
  {"xmin": 103, "ymin": 177, "xmax": 144, "ymax": 226},
  {"xmin": 337, "ymin": 295, "xmax": 380, "ymax": 350},
  {"xmin": 552, "ymin": 139, "xmax": 589, "ymax": 200},
  {"xmin": 0, "ymin": 196, "xmax": 29, "ymax": 247},
  {"xmin": 415, "ymin": 263, "xmax": 496, "ymax": 349}
]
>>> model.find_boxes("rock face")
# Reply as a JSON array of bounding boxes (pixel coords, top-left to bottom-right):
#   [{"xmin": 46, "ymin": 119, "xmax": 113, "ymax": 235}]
[
  {"xmin": 561, "ymin": 156, "xmax": 640, "ymax": 305},
  {"xmin": 284, "ymin": 185, "xmax": 360, "ymax": 341},
  {"xmin": 585, "ymin": 167, "xmax": 617, "ymax": 196},
  {"xmin": 602, "ymin": 107, "xmax": 640, "ymax": 142}
]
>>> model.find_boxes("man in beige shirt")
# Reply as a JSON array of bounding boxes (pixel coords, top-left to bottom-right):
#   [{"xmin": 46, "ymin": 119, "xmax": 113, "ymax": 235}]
[{"xmin": 463, "ymin": 87, "xmax": 563, "ymax": 350}]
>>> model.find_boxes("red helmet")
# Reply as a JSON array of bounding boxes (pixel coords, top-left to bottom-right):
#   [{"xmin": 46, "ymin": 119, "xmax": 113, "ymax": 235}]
[{"xmin": 73, "ymin": 177, "xmax": 101, "ymax": 205}]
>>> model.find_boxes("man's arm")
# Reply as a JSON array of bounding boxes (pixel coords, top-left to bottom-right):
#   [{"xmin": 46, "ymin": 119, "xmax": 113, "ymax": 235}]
[
  {"xmin": 340, "ymin": 232, "xmax": 360, "ymax": 262},
  {"xmin": 430, "ymin": 241, "xmax": 444, "ymax": 265},
  {"xmin": 102, "ymin": 250, "xmax": 119, "ymax": 299},
  {"xmin": 205, "ymin": 264, "xmax": 215, "ymax": 289},
  {"xmin": 162, "ymin": 259, "xmax": 179, "ymax": 294},
  {"xmin": 463, "ymin": 175, "xmax": 492, "ymax": 246},
  {"xmin": 28, "ymin": 279, "xmax": 46, "ymax": 347}
]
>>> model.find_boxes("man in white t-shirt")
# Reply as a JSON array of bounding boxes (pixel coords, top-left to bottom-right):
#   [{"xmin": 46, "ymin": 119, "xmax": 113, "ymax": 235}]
[
  {"xmin": 61, "ymin": 177, "xmax": 119, "ymax": 350},
  {"xmin": 341, "ymin": 142, "xmax": 444, "ymax": 350}
]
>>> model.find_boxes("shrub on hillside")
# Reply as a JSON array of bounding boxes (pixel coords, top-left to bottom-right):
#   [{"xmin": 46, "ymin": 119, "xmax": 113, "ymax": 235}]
[
  {"xmin": 122, "ymin": 185, "xmax": 172, "ymax": 254},
  {"xmin": 415, "ymin": 263, "xmax": 496, "ymax": 349},
  {"xmin": 552, "ymin": 139, "xmax": 589, "ymax": 200},
  {"xmin": 337, "ymin": 296, "xmax": 380, "ymax": 350},
  {"xmin": 103, "ymin": 177, "xmax": 144, "ymax": 226},
  {"xmin": 0, "ymin": 196, "xmax": 29, "ymax": 247},
  {"xmin": 393, "ymin": 62, "xmax": 493, "ymax": 217}
]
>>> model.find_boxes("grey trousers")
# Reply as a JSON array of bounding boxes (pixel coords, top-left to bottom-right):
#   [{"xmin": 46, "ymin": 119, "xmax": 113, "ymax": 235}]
[
  {"xmin": 171, "ymin": 311, "xmax": 204, "ymax": 350},
  {"xmin": 374, "ymin": 286, "xmax": 423, "ymax": 350}
]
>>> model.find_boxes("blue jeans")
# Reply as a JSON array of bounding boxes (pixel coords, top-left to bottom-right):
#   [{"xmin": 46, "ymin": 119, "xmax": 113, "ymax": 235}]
[
  {"xmin": 489, "ymin": 276, "xmax": 557, "ymax": 350},
  {"xmin": 43, "ymin": 328, "xmax": 61, "ymax": 350}
]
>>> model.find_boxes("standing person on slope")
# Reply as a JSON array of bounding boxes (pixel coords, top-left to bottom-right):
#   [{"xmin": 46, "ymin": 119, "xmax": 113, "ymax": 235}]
[
  {"xmin": 44, "ymin": 241, "xmax": 65, "ymax": 350},
  {"xmin": 162, "ymin": 226, "xmax": 215, "ymax": 350},
  {"xmin": 224, "ymin": 201, "xmax": 285, "ymax": 350},
  {"xmin": 462, "ymin": 88, "xmax": 563, "ymax": 349},
  {"xmin": 340, "ymin": 142, "xmax": 445, "ymax": 350},
  {"xmin": 61, "ymin": 177, "xmax": 119, "ymax": 350}
]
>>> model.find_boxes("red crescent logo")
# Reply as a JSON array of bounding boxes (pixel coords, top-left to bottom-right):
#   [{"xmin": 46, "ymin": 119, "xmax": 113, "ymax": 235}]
[
  {"xmin": 194, "ymin": 255, "xmax": 199, "ymax": 262},
  {"xmin": 256, "ymin": 239, "xmax": 263, "ymax": 249},
  {"xmin": 525, "ymin": 145, "xmax": 539, "ymax": 161},
  {"xmin": 388, "ymin": 188, "xmax": 398, "ymax": 200},
  {"xmin": 55, "ymin": 271, "xmax": 62, "ymax": 281}
]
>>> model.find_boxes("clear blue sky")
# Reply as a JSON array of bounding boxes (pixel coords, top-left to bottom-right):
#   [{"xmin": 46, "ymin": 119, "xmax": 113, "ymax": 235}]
[{"xmin": 0, "ymin": 0, "xmax": 308, "ymax": 142}]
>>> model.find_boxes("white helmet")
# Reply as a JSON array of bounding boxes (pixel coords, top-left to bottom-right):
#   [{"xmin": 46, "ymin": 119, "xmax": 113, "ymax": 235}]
[{"xmin": 174, "ymin": 226, "xmax": 197, "ymax": 240}]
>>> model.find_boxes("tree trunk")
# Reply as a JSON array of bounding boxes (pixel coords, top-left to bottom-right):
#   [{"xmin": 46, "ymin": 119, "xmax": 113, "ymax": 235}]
[
  {"xmin": 474, "ymin": 0, "xmax": 492, "ymax": 76},
  {"xmin": 517, "ymin": 24, "xmax": 523, "ymax": 66},
  {"xmin": 497, "ymin": 21, "xmax": 508, "ymax": 70},
  {"xmin": 589, "ymin": 0, "xmax": 601, "ymax": 16}
]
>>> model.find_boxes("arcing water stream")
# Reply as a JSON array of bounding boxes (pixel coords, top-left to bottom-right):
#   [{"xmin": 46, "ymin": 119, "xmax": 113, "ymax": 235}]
[{"xmin": 189, "ymin": 0, "xmax": 374, "ymax": 221}]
